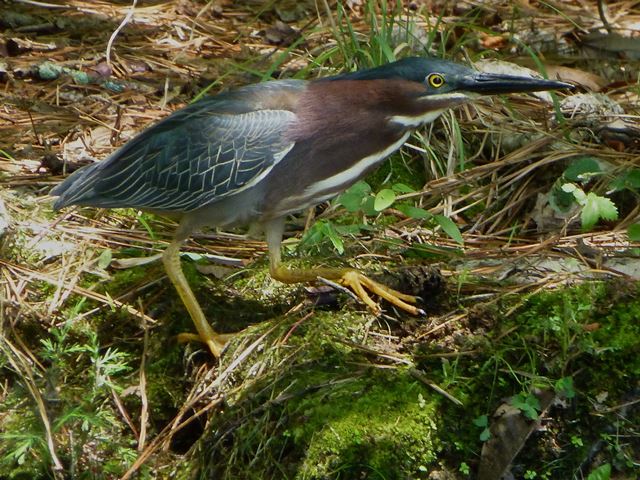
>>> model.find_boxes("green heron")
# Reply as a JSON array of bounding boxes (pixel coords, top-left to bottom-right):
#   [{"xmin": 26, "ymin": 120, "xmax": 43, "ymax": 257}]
[{"xmin": 51, "ymin": 57, "xmax": 570, "ymax": 357}]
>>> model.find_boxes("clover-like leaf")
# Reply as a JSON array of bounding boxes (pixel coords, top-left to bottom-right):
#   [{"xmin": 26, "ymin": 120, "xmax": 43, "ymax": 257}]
[
  {"xmin": 338, "ymin": 181, "xmax": 371, "ymax": 212},
  {"xmin": 373, "ymin": 188, "xmax": 396, "ymax": 211}
]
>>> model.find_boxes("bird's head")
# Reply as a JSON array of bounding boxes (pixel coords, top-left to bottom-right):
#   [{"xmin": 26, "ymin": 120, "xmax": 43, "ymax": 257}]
[
  {"xmin": 331, "ymin": 56, "xmax": 572, "ymax": 101},
  {"xmin": 325, "ymin": 57, "xmax": 571, "ymax": 127}
]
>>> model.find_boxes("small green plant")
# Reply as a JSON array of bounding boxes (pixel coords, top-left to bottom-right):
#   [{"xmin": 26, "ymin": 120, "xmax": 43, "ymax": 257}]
[
  {"xmin": 300, "ymin": 180, "xmax": 464, "ymax": 255},
  {"xmin": 472, "ymin": 414, "xmax": 491, "ymax": 441},
  {"xmin": 570, "ymin": 435, "xmax": 584, "ymax": 447},
  {"xmin": 561, "ymin": 183, "xmax": 618, "ymax": 230},
  {"xmin": 0, "ymin": 428, "xmax": 47, "ymax": 471},
  {"xmin": 510, "ymin": 392, "xmax": 541, "ymax": 420},
  {"xmin": 524, "ymin": 470, "xmax": 537, "ymax": 479},
  {"xmin": 628, "ymin": 223, "xmax": 640, "ymax": 242},
  {"xmin": 554, "ymin": 376, "xmax": 576, "ymax": 399},
  {"xmin": 458, "ymin": 461, "xmax": 470, "ymax": 475},
  {"xmin": 549, "ymin": 157, "xmax": 621, "ymax": 230},
  {"xmin": 338, "ymin": 180, "xmax": 464, "ymax": 243},
  {"xmin": 299, "ymin": 219, "xmax": 366, "ymax": 254},
  {"xmin": 332, "ymin": 0, "xmax": 404, "ymax": 69},
  {"xmin": 587, "ymin": 463, "xmax": 611, "ymax": 480}
]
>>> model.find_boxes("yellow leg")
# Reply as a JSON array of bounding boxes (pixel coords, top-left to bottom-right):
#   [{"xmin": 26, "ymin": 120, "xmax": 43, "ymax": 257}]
[
  {"xmin": 162, "ymin": 241, "xmax": 232, "ymax": 357},
  {"xmin": 264, "ymin": 219, "xmax": 424, "ymax": 316}
]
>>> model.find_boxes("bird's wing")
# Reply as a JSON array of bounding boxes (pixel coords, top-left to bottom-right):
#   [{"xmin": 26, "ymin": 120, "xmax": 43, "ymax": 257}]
[{"xmin": 52, "ymin": 105, "xmax": 296, "ymax": 212}]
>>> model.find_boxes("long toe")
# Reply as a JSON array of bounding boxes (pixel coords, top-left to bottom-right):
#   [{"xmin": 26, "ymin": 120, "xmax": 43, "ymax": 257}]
[{"xmin": 339, "ymin": 270, "xmax": 424, "ymax": 316}]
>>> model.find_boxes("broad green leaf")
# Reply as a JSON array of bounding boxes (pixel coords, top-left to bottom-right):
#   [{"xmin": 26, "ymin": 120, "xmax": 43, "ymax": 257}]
[
  {"xmin": 587, "ymin": 463, "xmax": 611, "ymax": 480},
  {"xmin": 338, "ymin": 181, "xmax": 371, "ymax": 212},
  {"xmin": 350, "ymin": 180, "xmax": 372, "ymax": 195},
  {"xmin": 581, "ymin": 193, "xmax": 618, "ymax": 230},
  {"xmin": 581, "ymin": 196, "xmax": 599, "ymax": 230},
  {"xmin": 564, "ymin": 156, "xmax": 602, "ymax": 182},
  {"xmin": 594, "ymin": 196, "xmax": 619, "ymax": 221},
  {"xmin": 335, "ymin": 224, "xmax": 362, "ymax": 235},
  {"xmin": 373, "ymin": 188, "xmax": 396, "ymax": 211},
  {"xmin": 628, "ymin": 223, "xmax": 640, "ymax": 241},
  {"xmin": 301, "ymin": 221, "xmax": 325, "ymax": 246},
  {"xmin": 391, "ymin": 182, "xmax": 415, "ymax": 193},
  {"xmin": 338, "ymin": 191, "xmax": 366, "ymax": 212},
  {"xmin": 397, "ymin": 204, "xmax": 431, "ymax": 219},
  {"xmin": 435, "ymin": 214, "xmax": 464, "ymax": 245},
  {"xmin": 97, "ymin": 248, "xmax": 112, "ymax": 269},
  {"xmin": 610, "ymin": 168, "xmax": 640, "ymax": 192},
  {"xmin": 473, "ymin": 415, "xmax": 488, "ymax": 428}
]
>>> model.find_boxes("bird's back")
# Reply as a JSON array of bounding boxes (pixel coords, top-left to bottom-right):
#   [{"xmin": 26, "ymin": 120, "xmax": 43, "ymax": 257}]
[{"xmin": 51, "ymin": 80, "xmax": 306, "ymax": 213}]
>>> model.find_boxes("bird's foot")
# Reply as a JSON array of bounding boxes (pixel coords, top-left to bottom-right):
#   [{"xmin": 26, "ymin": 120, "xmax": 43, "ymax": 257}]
[
  {"xmin": 338, "ymin": 270, "xmax": 425, "ymax": 316},
  {"xmin": 176, "ymin": 332, "xmax": 235, "ymax": 358}
]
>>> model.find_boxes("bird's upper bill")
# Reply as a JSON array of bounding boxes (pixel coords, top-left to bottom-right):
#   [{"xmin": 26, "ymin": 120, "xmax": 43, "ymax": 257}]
[{"xmin": 457, "ymin": 71, "xmax": 572, "ymax": 95}]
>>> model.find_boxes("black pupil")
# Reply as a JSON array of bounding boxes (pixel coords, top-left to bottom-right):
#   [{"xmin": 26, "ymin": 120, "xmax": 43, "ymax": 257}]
[{"xmin": 432, "ymin": 75, "xmax": 442, "ymax": 85}]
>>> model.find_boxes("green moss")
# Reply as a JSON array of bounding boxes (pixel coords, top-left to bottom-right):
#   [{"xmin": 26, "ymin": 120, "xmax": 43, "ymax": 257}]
[
  {"xmin": 201, "ymin": 309, "xmax": 441, "ymax": 480},
  {"xmin": 292, "ymin": 371, "xmax": 440, "ymax": 479},
  {"xmin": 512, "ymin": 281, "xmax": 640, "ymax": 378},
  {"xmin": 101, "ymin": 263, "xmax": 155, "ymax": 292},
  {"xmin": 414, "ymin": 281, "xmax": 640, "ymax": 477},
  {"xmin": 365, "ymin": 152, "xmax": 425, "ymax": 193}
]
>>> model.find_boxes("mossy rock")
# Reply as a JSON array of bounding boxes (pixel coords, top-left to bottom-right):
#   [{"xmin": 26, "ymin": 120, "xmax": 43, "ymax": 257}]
[
  {"xmin": 200, "ymin": 308, "xmax": 441, "ymax": 480},
  {"xmin": 292, "ymin": 371, "xmax": 440, "ymax": 479},
  {"xmin": 203, "ymin": 368, "xmax": 441, "ymax": 480}
]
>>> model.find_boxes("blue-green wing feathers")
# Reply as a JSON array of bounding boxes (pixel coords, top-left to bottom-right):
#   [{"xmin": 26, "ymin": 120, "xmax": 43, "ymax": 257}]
[{"xmin": 52, "ymin": 91, "xmax": 298, "ymax": 213}]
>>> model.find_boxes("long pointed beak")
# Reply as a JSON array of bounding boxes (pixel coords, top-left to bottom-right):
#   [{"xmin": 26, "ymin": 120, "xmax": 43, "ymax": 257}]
[{"xmin": 460, "ymin": 72, "xmax": 573, "ymax": 95}]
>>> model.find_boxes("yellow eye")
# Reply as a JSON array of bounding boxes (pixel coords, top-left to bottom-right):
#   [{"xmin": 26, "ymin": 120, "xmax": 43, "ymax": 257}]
[{"xmin": 427, "ymin": 73, "xmax": 445, "ymax": 88}]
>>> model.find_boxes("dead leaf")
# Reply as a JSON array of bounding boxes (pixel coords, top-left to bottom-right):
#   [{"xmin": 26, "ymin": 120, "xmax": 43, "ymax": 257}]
[
  {"xmin": 195, "ymin": 263, "xmax": 235, "ymax": 279},
  {"xmin": 545, "ymin": 65, "xmax": 607, "ymax": 92},
  {"xmin": 264, "ymin": 21, "xmax": 298, "ymax": 46},
  {"xmin": 62, "ymin": 126, "xmax": 115, "ymax": 164},
  {"xmin": 582, "ymin": 322, "xmax": 601, "ymax": 332},
  {"xmin": 478, "ymin": 389, "xmax": 555, "ymax": 480},
  {"xmin": 480, "ymin": 34, "xmax": 507, "ymax": 50},
  {"xmin": 597, "ymin": 119, "xmax": 640, "ymax": 152},
  {"xmin": 111, "ymin": 254, "xmax": 162, "ymax": 269}
]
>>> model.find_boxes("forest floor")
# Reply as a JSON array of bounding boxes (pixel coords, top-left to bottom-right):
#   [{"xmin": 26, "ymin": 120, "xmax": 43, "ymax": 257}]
[{"xmin": 0, "ymin": 1, "xmax": 639, "ymax": 479}]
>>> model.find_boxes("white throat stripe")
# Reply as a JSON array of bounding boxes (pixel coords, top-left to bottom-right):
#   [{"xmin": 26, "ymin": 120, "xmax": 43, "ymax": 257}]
[
  {"xmin": 390, "ymin": 109, "xmax": 444, "ymax": 127},
  {"xmin": 390, "ymin": 92, "xmax": 469, "ymax": 127}
]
